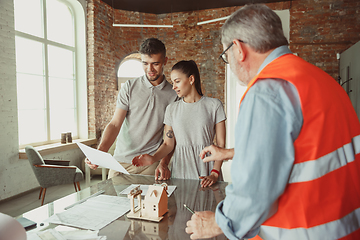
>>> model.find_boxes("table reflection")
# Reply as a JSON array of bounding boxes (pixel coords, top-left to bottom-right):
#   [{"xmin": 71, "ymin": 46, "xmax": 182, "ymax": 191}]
[
  {"xmin": 21, "ymin": 174, "xmax": 228, "ymax": 240},
  {"xmin": 167, "ymin": 178, "xmax": 226, "ymax": 240}
]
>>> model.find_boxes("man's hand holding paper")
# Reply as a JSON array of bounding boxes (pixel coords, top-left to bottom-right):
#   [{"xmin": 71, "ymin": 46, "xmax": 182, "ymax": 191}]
[
  {"xmin": 85, "ymin": 158, "xmax": 99, "ymax": 170},
  {"xmin": 77, "ymin": 143, "xmax": 129, "ymax": 174}
]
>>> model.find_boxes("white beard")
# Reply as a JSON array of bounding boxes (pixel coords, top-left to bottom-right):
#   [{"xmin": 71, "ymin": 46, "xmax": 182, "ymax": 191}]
[{"xmin": 229, "ymin": 54, "xmax": 249, "ymax": 86}]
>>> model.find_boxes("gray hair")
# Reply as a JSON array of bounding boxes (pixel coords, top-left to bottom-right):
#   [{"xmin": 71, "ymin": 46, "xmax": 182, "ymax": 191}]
[{"xmin": 221, "ymin": 4, "xmax": 288, "ymax": 53}]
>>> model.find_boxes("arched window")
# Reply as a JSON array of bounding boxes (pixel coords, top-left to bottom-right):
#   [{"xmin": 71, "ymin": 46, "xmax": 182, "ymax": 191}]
[
  {"xmin": 14, "ymin": 0, "xmax": 87, "ymax": 146},
  {"xmin": 117, "ymin": 55, "xmax": 145, "ymax": 89}
]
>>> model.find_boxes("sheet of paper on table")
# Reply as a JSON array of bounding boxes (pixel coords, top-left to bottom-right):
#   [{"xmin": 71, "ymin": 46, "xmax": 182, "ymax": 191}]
[
  {"xmin": 45, "ymin": 195, "xmax": 131, "ymax": 231},
  {"xmin": 120, "ymin": 184, "xmax": 177, "ymax": 197},
  {"xmin": 77, "ymin": 142, "xmax": 129, "ymax": 174},
  {"xmin": 27, "ymin": 228, "xmax": 106, "ymax": 240}
]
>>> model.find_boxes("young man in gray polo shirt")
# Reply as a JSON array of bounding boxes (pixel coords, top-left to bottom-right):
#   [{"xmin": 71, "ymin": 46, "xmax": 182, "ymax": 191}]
[{"xmin": 86, "ymin": 38, "xmax": 177, "ymax": 180}]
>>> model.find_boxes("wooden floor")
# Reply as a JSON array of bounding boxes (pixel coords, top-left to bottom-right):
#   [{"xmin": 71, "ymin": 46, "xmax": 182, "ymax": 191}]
[{"xmin": 0, "ymin": 175, "xmax": 103, "ymax": 217}]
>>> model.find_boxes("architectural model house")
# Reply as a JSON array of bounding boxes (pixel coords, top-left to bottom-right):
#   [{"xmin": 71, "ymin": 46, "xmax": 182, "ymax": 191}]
[
  {"xmin": 128, "ymin": 185, "xmax": 143, "ymax": 216},
  {"xmin": 127, "ymin": 183, "xmax": 169, "ymax": 222}
]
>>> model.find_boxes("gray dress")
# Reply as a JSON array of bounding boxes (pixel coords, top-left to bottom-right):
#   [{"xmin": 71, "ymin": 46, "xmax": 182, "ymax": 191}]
[{"xmin": 164, "ymin": 96, "xmax": 226, "ymax": 180}]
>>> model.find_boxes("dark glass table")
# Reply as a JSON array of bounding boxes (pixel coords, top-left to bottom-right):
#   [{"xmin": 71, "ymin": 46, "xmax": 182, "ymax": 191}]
[{"xmin": 21, "ymin": 174, "xmax": 229, "ymax": 240}]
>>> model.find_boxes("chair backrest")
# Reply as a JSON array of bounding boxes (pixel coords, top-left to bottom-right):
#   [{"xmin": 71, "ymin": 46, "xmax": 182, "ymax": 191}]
[
  {"xmin": 25, "ymin": 145, "xmax": 79, "ymax": 189},
  {"xmin": 25, "ymin": 146, "xmax": 45, "ymax": 166},
  {"xmin": 25, "ymin": 145, "xmax": 47, "ymax": 186}
]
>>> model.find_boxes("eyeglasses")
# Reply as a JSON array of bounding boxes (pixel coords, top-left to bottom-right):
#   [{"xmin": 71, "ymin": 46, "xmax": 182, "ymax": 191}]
[{"xmin": 219, "ymin": 40, "xmax": 246, "ymax": 64}]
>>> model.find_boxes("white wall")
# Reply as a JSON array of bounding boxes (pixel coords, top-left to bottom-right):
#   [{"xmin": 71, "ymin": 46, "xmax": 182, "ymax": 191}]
[
  {"xmin": 0, "ymin": 0, "xmax": 87, "ymax": 201},
  {"xmin": 222, "ymin": 9, "xmax": 290, "ymax": 183},
  {"xmin": 0, "ymin": 0, "xmax": 34, "ymax": 201},
  {"xmin": 340, "ymin": 41, "xmax": 360, "ymax": 120}
]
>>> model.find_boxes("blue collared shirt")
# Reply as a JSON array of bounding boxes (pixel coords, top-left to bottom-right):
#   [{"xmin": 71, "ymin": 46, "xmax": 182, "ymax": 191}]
[{"xmin": 215, "ymin": 46, "xmax": 303, "ymax": 239}]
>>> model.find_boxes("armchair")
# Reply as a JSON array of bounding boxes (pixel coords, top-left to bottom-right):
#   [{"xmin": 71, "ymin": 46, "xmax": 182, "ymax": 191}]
[{"xmin": 25, "ymin": 146, "xmax": 84, "ymax": 205}]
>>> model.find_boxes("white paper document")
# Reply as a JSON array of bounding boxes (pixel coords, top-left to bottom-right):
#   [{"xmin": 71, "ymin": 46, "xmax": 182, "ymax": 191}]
[
  {"xmin": 27, "ymin": 228, "xmax": 106, "ymax": 240},
  {"xmin": 45, "ymin": 195, "xmax": 131, "ymax": 230},
  {"xmin": 77, "ymin": 142, "xmax": 129, "ymax": 174},
  {"xmin": 120, "ymin": 184, "xmax": 177, "ymax": 197}
]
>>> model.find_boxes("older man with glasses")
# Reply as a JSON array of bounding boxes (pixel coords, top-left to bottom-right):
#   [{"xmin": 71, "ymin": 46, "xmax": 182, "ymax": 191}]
[{"xmin": 186, "ymin": 4, "xmax": 360, "ymax": 240}]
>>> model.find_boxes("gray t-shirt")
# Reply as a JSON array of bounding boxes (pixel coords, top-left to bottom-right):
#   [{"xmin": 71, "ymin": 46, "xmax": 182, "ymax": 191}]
[
  {"xmin": 113, "ymin": 75, "xmax": 177, "ymax": 163},
  {"xmin": 164, "ymin": 96, "xmax": 226, "ymax": 179}
]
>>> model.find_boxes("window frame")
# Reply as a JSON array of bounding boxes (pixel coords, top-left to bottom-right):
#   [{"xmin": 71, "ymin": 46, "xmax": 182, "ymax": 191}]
[{"xmin": 15, "ymin": 0, "xmax": 88, "ymax": 148}]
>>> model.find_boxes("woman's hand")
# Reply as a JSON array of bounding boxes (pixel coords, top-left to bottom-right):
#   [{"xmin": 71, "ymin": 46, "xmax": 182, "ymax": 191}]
[
  {"xmin": 199, "ymin": 172, "xmax": 219, "ymax": 188},
  {"xmin": 132, "ymin": 154, "xmax": 155, "ymax": 167},
  {"xmin": 155, "ymin": 162, "xmax": 171, "ymax": 180}
]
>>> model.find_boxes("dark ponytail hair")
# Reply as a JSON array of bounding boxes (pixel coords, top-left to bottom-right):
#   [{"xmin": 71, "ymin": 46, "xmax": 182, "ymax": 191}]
[{"xmin": 171, "ymin": 60, "xmax": 203, "ymax": 96}]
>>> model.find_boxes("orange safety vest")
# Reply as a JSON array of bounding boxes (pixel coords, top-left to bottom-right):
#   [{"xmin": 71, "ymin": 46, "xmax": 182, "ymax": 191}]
[{"xmin": 240, "ymin": 53, "xmax": 360, "ymax": 240}]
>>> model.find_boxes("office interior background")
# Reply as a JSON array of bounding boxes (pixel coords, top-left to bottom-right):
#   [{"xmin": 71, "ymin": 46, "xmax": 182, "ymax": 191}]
[{"xmin": 1, "ymin": 0, "xmax": 360, "ymax": 202}]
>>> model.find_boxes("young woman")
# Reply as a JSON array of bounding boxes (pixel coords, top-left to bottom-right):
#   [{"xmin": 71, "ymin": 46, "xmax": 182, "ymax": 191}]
[{"xmin": 132, "ymin": 60, "xmax": 226, "ymax": 187}]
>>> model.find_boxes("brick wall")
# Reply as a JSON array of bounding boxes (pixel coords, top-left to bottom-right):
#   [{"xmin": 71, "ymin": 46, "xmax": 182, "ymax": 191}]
[
  {"xmin": 87, "ymin": 0, "xmax": 360, "ymax": 138},
  {"xmin": 289, "ymin": 0, "xmax": 360, "ymax": 80}
]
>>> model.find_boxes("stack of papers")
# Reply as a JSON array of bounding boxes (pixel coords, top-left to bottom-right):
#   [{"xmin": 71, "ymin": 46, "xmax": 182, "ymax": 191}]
[
  {"xmin": 45, "ymin": 195, "xmax": 130, "ymax": 230},
  {"xmin": 27, "ymin": 228, "xmax": 106, "ymax": 240}
]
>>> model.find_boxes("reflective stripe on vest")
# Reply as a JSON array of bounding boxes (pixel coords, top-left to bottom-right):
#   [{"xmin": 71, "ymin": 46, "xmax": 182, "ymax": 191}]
[
  {"xmin": 290, "ymin": 135, "xmax": 360, "ymax": 183},
  {"xmin": 259, "ymin": 207, "xmax": 360, "ymax": 240}
]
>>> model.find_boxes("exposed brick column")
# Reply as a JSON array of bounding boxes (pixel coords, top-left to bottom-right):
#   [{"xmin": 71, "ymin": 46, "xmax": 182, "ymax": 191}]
[{"xmin": 87, "ymin": 0, "xmax": 96, "ymax": 138}]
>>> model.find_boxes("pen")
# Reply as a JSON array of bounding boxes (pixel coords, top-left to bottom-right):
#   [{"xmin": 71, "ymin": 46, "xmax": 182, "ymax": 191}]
[
  {"xmin": 64, "ymin": 190, "xmax": 105, "ymax": 210},
  {"xmin": 183, "ymin": 204, "xmax": 195, "ymax": 214}
]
